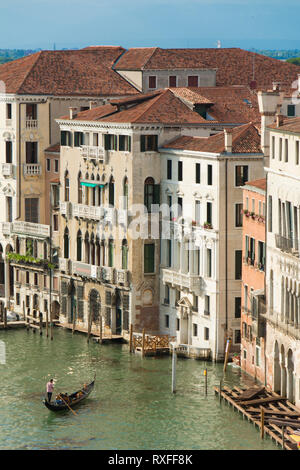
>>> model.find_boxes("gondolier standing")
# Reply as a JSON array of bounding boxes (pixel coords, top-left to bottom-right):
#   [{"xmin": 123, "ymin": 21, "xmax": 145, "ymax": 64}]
[{"xmin": 46, "ymin": 379, "xmax": 54, "ymax": 403}]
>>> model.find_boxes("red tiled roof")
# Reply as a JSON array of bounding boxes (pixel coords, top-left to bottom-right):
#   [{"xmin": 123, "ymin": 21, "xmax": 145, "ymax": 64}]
[
  {"xmin": 245, "ymin": 178, "xmax": 266, "ymax": 191},
  {"xmin": 44, "ymin": 143, "xmax": 60, "ymax": 153},
  {"xmin": 170, "ymin": 86, "xmax": 260, "ymax": 123},
  {"xmin": 268, "ymin": 116, "xmax": 300, "ymax": 133},
  {"xmin": 163, "ymin": 123, "xmax": 262, "ymax": 154},
  {"xmin": 61, "ymin": 89, "xmax": 207, "ymax": 125},
  {"xmin": 0, "ymin": 48, "xmax": 139, "ymax": 96},
  {"xmin": 115, "ymin": 47, "xmax": 299, "ymax": 88}
]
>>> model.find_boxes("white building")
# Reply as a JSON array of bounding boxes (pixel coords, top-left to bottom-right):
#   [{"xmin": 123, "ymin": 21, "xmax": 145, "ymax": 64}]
[{"xmin": 159, "ymin": 124, "xmax": 265, "ymax": 360}]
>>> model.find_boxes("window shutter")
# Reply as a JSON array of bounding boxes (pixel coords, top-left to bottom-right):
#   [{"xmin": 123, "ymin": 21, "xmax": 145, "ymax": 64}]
[
  {"xmin": 140, "ymin": 135, "xmax": 145, "ymax": 152},
  {"xmin": 61, "ymin": 131, "xmax": 67, "ymax": 146},
  {"xmin": 144, "ymin": 244, "xmax": 155, "ymax": 273},
  {"xmin": 153, "ymin": 184, "xmax": 160, "ymax": 205}
]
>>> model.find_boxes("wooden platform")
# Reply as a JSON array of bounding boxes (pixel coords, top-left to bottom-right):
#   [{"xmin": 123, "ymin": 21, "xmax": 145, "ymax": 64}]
[
  {"xmin": 0, "ymin": 321, "xmax": 26, "ymax": 329},
  {"xmin": 58, "ymin": 322, "xmax": 124, "ymax": 343},
  {"xmin": 214, "ymin": 384, "xmax": 300, "ymax": 450}
]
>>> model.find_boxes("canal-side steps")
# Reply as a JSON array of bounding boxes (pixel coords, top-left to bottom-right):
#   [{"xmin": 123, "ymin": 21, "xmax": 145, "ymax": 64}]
[
  {"xmin": 58, "ymin": 322, "xmax": 125, "ymax": 343},
  {"xmin": 214, "ymin": 384, "xmax": 300, "ymax": 450}
]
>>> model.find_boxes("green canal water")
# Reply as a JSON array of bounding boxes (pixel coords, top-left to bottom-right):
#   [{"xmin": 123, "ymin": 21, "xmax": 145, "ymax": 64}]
[{"xmin": 0, "ymin": 328, "xmax": 277, "ymax": 450}]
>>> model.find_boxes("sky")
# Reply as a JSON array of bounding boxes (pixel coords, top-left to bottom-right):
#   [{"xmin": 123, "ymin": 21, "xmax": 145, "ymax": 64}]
[{"xmin": 1, "ymin": 0, "xmax": 300, "ymax": 51}]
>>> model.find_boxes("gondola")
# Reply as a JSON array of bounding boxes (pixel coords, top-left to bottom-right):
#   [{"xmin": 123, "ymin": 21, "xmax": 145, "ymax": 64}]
[{"xmin": 43, "ymin": 378, "xmax": 95, "ymax": 412}]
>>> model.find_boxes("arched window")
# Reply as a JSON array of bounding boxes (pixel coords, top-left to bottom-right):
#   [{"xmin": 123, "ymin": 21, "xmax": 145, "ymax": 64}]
[
  {"xmin": 84, "ymin": 232, "xmax": 90, "ymax": 264},
  {"xmin": 109, "ymin": 176, "xmax": 115, "ymax": 207},
  {"xmin": 64, "ymin": 227, "xmax": 69, "ymax": 259},
  {"xmin": 144, "ymin": 177, "xmax": 155, "ymax": 212},
  {"xmin": 122, "ymin": 239, "xmax": 128, "ymax": 270},
  {"xmin": 77, "ymin": 230, "xmax": 82, "ymax": 261},
  {"xmin": 108, "ymin": 238, "xmax": 114, "ymax": 267},
  {"xmin": 85, "ymin": 172, "xmax": 89, "ymax": 205},
  {"xmin": 123, "ymin": 177, "xmax": 129, "ymax": 210},
  {"xmin": 101, "ymin": 239, "xmax": 105, "ymax": 266},
  {"xmin": 64, "ymin": 171, "xmax": 70, "ymax": 201},
  {"xmin": 78, "ymin": 172, "xmax": 82, "ymax": 203},
  {"xmin": 91, "ymin": 233, "xmax": 95, "ymax": 265},
  {"xmin": 96, "ymin": 236, "xmax": 100, "ymax": 266}
]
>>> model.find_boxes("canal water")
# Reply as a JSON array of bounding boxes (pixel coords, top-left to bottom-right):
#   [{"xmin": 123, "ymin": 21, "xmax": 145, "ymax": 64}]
[{"xmin": 0, "ymin": 328, "xmax": 277, "ymax": 450}]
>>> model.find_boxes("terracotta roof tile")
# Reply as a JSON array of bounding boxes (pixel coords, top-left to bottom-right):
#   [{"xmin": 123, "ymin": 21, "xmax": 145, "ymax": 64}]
[
  {"xmin": 0, "ymin": 48, "xmax": 139, "ymax": 96},
  {"xmin": 115, "ymin": 47, "xmax": 299, "ymax": 88},
  {"xmin": 268, "ymin": 116, "xmax": 300, "ymax": 133},
  {"xmin": 163, "ymin": 122, "xmax": 262, "ymax": 154},
  {"xmin": 245, "ymin": 178, "xmax": 266, "ymax": 191},
  {"xmin": 62, "ymin": 89, "xmax": 207, "ymax": 125},
  {"xmin": 44, "ymin": 143, "xmax": 60, "ymax": 153}
]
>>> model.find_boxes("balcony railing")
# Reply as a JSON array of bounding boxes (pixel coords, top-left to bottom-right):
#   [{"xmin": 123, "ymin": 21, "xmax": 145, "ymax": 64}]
[
  {"xmin": 25, "ymin": 119, "xmax": 38, "ymax": 129},
  {"xmin": 101, "ymin": 266, "xmax": 115, "ymax": 283},
  {"xmin": 23, "ymin": 163, "xmax": 41, "ymax": 176},
  {"xmin": 59, "ymin": 258, "xmax": 72, "ymax": 274},
  {"xmin": 275, "ymin": 234, "xmax": 299, "ymax": 256},
  {"xmin": 60, "ymin": 201, "xmax": 72, "ymax": 218},
  {"xmin": 162, "ymin": 268, "xmax": 202, "ymax": 295},
  {"xmin": 72, "ymin": 203, "xmax": 104, "ymax": 221},
  {"xmin": 2, "ymin": 163, "xmax": 13, "ymax": 177},
  {"xmin": 1, "ymin": 221, "xmax": 50, "ymax": 238},
  {"xmin": 72, "ymin": 261, "xmax": 99, "ymax": 279},
  {"xmin": 115, "ymin": 269, "xmax": 129, "ymax": 285},
  {"xmin": 80, "ymin": 145, "xmax": 104, "ymax": 161}
]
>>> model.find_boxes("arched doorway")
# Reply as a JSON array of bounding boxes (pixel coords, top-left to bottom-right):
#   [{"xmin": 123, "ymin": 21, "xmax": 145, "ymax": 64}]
[
  {"xmin": 115, "ymin": 289, "xmax": 122, "ymax": 335},
  {"xmin": 68, "ymin": 280, "xmax": 76, "ymax": 323},
  {"xmin": 274, "ymin": 341, "xmax": 281, "ymax": 393},
  {"xmin": 89, "ymin": 289, "xmax": 101, "ymax": 324}
]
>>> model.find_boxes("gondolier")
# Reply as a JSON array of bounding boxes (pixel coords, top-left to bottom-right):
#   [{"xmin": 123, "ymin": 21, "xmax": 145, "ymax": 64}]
[
  {"xmin": 43, "ymin": 377, "xmax": 95, "ymax": 412},
  {"xmin": 46, "ymin": 379, "xmax": 54, "ymax": 403}
]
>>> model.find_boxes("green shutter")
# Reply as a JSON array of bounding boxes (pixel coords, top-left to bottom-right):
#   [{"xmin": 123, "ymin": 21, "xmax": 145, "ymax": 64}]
[
  {"xmin": 104, "ymin": 134, "xmax": 110, "ymax": 150},
  {"xmin": 144, "ymin": 244, "xmax": 155, "ymax": 273},
  {"xmin": 153, "ymin": 184, "xmax": 160, "ymax": 205}
]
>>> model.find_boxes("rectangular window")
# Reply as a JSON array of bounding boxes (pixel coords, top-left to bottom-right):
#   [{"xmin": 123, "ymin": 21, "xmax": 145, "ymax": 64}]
[
  {"xmin": 26, "ymin": 295, "xmax": 30, "ymax": 307},
  {"xmin": 249, "ymin": 237, "xmax": 255, "ymax": 265},
  {"xmin": 176, "ymin": 318, "xmax": 180, "ymax": 331},
  {"xmin": 144, "ymin": 244, "xmax": 155, "ymax": 273},
  {"xmin": 177, "ymin": 197, "xmax": 183, "ymax": 217},
  {"xmin": 60, "ymin": 131, "xmax": 72, "ymax": 147},
  {"xmin": 167, "ymin": 160, "xmax": 172, "ymax": 180},
  {"xmin": 192, "ymin": 294, "xmax": 198, "ymax": 311},
  {"xmin": 235, "ymin": 203, "xmax": 243, "ymax": 227},
  {"xmin": 74, "ymin": 132, "xmax": 84, "ymax": 147},
  {"xmin": 235, "ymin": 250, "xmax": 242, "ymax": 280},
  {"xmin": 244, "ymin": 285, "xmax": 248, "ymax": 311},
  {"xmin": 207, "ymin": 164, "xmax": 213, "ymax": 185},
  {"xmin": 6, "ymin": 197, "xmax": 12, "ymax": 222},
  {"xmin": 206, "ymin": 202, "xmax": 212, "ymax": 225},
  {"xmin": 54, "ymin": 159, "xmax": 59, "ymax": 173},
  {"xmin": 16, "ymin": 293, "xmax": 20, "ymax": 306},
  {"xmin": 195, "ymin": 201, "xmax": 201, "ymax": 225},
  {"xmin": 204, "ymin": 295, "xmax": 210, "ymax": 315},
  {"xmin": 268, "ymin": 195, "xmax": 272, "ymax": 232},
  {"xmin": 178, "ymin": 161, "xmax": 183, "ymax": 181},
  {"xmin": 207, "ymin": 248, "xmax": 212, "ymax": 278},
  {"xmin": 279, "ymin": 138, "xmax": 282, "ymax": 161},
  {"xmin": 193, "ymin": 323, "xmax": 198, "ymax": 337},
  {"xmin": 165, "ymin": 314, "xmax": 169, "ymax": 328},
  {"xmin": 46, "ymin": 158, "xmax": 51, "ymax": 172},
  {"xmin": 25, "ymin": 198, "xmax": 39, "ymax": 223},
  {"xmin": 235, "ymin": 165, "xmax": 248, "ymax": 186},
  {"xmin": 234, "ymin": 329, "xmax": 241, "ymax": 344},
  {"xmin": 34, "ymin": 273, "xmax": 38, "ymax": 286},
  {"xmin": 119, "ymin": 135, "xmax": 131, "ymax": 152},
  {"xmin": 272, "ymin": 135, "xmax": 275, "ymax": 159},
  {"xmin": 195, "ymin": 163, "xmax": 201, "ymax": 183},
  {"xmin": 235, "ymin": 297, "xmax": 241, "ymax": 318},
  {"xmin": 258, "ymin": 241, "xmax": 265, "ymax": 271},
  {"xmin": 204, "ymin": 327, "xmax": 209, "ymax": 341},
  {"xmin": 26, "ymin": 272, "xmax": 30, "ymax": 284},
  {"xmin": 25, "ymin": 142, "xmax": 38, "ymax": 163},
  {"xmin": 6, "ymin": 141, "xmax": 12, "ymax": 163},
  {"xmin": 6, "ymin": 103, "xmax": 12, "ymax": 119},
  {"xmin": 285, "ymin": 139, "xmax": 289, "ymax": 162},
  {"xmin": 148, "ymin": 76, "xmax": 156, "ymax": 89},
  {"xmin": 169, "ymin": 76, "xmax": 177, "ymax": 87},
  {"xmin": 296, "ymin": 141, "xmax": 300, "ymax": 165},
  {"xmin": 140, "ymin": 135, "xmax": 158, "ymax": 152},
  {"xmin": 26, "ymin": 103, "xmax": 37, "ymax": 120},
  {"xmin": 164, "ymin": 285, "xmax": 170, "ymax": 305},
  {"xmin": 188, "ymin": 76, "xmax": 198, "ymax": 87},
  {"xmin": 255, "ymin": 346, "xmax": 261, "ymax": 367},
  {"xmin": 53, "ymin": 214, "xmax": 58, "ymax": 232},
  {"xmin": 287, "ymin": 104, "xmax": 296, "ymax": 117},
  {"xmin": 104, "ymin": 134, "xmax": 118, "ymax": 151}
]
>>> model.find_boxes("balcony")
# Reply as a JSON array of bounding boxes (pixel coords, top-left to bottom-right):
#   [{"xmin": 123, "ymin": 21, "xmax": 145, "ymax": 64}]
[
  {"xmin": 162, "ymin": 268, "xmax": 202, "ymax": 295},
  {"xmin": 103, "ymin": 208, "xmax": 116, "ymax": 224},
  {"xmin": 59, "ymin": 258, "xmax": 72, "ymax": 274},
  {"xmin": 80, "ymin": 145, "xmax": 104, "ymax": 161},
  {"xmin": 275, "ymin": 234, "xmax": 299, "ymax": 257},
  {"xmin": 72, "ymin": 261, "xmax": 99, "ymax": 279},
  {"xmin": 2, "ymin": 163, "xmax": 14, "ymax": 177},
  {"xmin": 60, "ymin": 201, "xmax": 72, "ymax": 218},
  {"xmin": 72, "ymin": 203, "xmax": 104, "ymax": 221},
  {"xmin": 25, "ymin": 119, "xmax": 38, "ymax": 129},
  {"xmin": 1, "ymin": 221, "xmax": 50, "ymax": 238},
  {"xmin": 115, "ymin": 269, "xmax": 129, "ymax": 286},
  {"xmin": 23, "ymin": 163, "xmax": 41, "ymax": 176},
  {"xmin": 101, "ymin": 266, "xmax": 115, "ymax": 283}
]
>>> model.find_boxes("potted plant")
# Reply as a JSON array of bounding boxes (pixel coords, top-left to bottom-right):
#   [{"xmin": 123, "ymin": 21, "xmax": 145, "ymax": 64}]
[{"xmin": 204, "ymin": 222, "xmax": 212, "ymax": 229}]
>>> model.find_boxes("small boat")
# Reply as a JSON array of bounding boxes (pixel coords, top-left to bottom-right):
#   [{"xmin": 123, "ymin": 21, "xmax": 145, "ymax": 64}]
[{"xmin": 43, "ymin": 379, "xmax": 95, "ymax": 412}]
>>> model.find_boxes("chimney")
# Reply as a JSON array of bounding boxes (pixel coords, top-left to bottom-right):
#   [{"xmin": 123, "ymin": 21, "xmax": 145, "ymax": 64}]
[
  {"xmin": 276, "ymin": 114, "xmax": 284, "ymax": 127},
  {"xmin": 257, "ymin": 90, "xmax": 284, "ymax": 165},
  {"xmin": 89, "ymin": 101, "xmax": 98, "ymax": 110},
  {"xmin": 224, "ymin": 129, "xmax": 233, "ymax": 153},
  {"xmin": 69, "ymin": 107, "xmax": 77, "ymax": 119}
]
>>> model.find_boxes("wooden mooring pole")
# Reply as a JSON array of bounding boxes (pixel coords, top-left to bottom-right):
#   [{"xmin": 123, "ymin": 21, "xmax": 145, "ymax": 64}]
[
  {"xmin": 3, "ymin": 307, "xmax": 7, "ymax": 329},
  {"xmin": 129, "ymin": 324, "xmax": 133, "ymax": 353},
  {"xmin": 142, "ymin": 328, "xmax": 145, "ymax": 357},
  {"xmin": 223, "ymin": 338, "xmax": 231, "ymax": 373},
  {"xmin": 260, "ymin": 407, "xmax": 265, "ymax": 439},
  {"xmin": 39, "ymin": 311, "xmax": 43, "ymax": 336},
  {"xmin": 172, "ymin": 345, "xmax": 177, "ymax": 394},
  {"xmin": 99, "ymin": 315, "xmax": 103, "ymax": 344},
  {"xmin": 45, "ymin": 308, "xmax": 49, "ymax": 338},
  {"xmin": 204, "ymin": 368, "xmax": 207, "ymax": 396}
]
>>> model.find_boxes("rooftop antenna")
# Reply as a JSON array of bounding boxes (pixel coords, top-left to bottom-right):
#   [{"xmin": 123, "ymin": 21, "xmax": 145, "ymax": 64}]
[{"xmin": 217, "ymin": 40, "xmax": 221, "ymax": 49}]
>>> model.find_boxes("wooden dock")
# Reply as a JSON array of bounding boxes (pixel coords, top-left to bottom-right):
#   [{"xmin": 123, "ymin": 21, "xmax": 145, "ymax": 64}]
[
  {"xmin": 214, "ymin": 384, "xmax": 300, "ymax": 450},
  {"xmin": 132, "ymin": 332, "xmax": 175, "ymax": 356},
  {"xmin": 0, "ymin": 321, "xmax": 26, "ymax": 329},
  {"xmin": 58, "ymin": 322, "xmax": 124, "ymax": 343}
]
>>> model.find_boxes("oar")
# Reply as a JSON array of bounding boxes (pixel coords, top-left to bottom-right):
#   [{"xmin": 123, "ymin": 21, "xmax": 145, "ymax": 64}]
[{"xmin": 58, "ymin": 394, "xmax": 78, "ymax": 416}]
